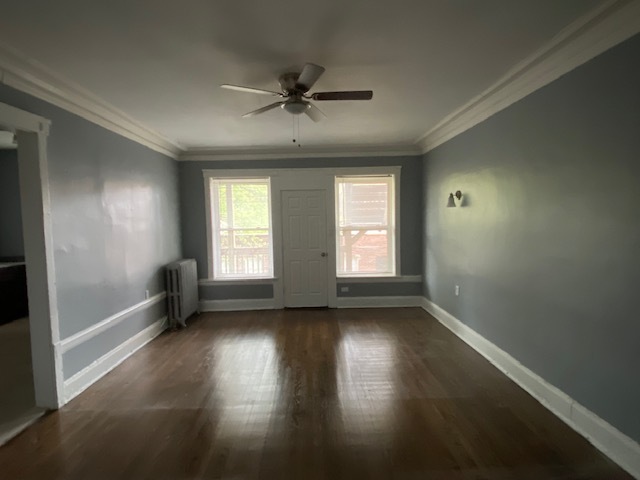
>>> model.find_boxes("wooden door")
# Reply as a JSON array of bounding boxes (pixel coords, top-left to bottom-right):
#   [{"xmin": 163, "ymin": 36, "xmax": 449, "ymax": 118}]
[{"xmin": 281, "ymin": 190, "xmax": 328, "ymax": 307}]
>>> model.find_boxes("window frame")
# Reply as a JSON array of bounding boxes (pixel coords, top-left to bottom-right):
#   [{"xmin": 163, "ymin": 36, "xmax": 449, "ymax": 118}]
[
  {"xmin": 205, "ymin": 176, "xmax": 275, "ymax": 280},
  {"xmin": 335, "ymin": 174, "xmax": 399, "ymax": 278}
]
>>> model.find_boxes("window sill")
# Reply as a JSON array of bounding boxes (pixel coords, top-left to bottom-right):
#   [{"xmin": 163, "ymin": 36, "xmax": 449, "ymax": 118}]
[
  {"xmin": 336, "ymin": 275, "xmax": 422, "ymax": 284},
  {"xmin": 199, "ymin": 278, "xmax": 277, "ymax": 286}
]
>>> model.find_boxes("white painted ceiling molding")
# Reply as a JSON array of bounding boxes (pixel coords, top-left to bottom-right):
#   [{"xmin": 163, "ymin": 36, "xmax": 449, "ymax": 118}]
[
  {"xmin": 180, "ymin": 144, "xmax": 421, "ymax": 161},
  {"xmin": 0, "ymin": 42, "xmax": 182, "ymax": 159},
  {"xmin": 0, "ymin": 1, "xmax": 638, "ymax": 162},
  {"xmin": 416, "ymin": 0, "xmax": 640, "ymax": 154}
]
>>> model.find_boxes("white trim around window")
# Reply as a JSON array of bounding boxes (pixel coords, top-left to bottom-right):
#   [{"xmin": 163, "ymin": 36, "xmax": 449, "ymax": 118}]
[
  {"xmin": 335, "ymin": 174, "xmax": 399, "ymax": 277},
  {"xmin": 204, "ymin": 175, "xmax": 274, "ymax": 280},
  {"xmin": 203, "ymin": 166, "xmax": 402, "ymax": 308}
]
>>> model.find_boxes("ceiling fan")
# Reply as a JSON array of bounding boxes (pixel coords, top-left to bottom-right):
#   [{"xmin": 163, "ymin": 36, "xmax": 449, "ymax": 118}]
[{"xmin": 220, "ymin": 63, "xmax": 373, "ymax": 122}]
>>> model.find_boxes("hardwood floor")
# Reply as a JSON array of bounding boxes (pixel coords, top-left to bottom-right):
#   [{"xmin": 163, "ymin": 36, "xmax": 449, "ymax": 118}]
[
  {"xmin": 0, "ymin": 308, "xmax": 631, "ymax": 479},
  {"xmin": 0, "ymin": 317, "xmax": 44, "ymax": 446}
]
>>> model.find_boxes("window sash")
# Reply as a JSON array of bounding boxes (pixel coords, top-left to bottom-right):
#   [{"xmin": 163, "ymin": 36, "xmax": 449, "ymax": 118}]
[
  {"xmin": 336, "ymin": 176, "xmax": 396, "ymax": 277},
  {"xmin": 210, "ymin": 178, "xmax": 273, "ymax": 279}
]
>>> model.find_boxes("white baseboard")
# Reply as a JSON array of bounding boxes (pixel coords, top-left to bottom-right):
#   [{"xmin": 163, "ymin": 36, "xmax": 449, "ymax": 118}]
[
  {"xmin": 62, "ymin": 316, "xmax": 167, "ymax": 404},
  {"xmin": 200, "ymin": 296, "xmax": 423, "ymax": 311},
  {"xmin": 337, "ymin": 296, "xmax": 423, "ymax": 308},
  {"xmin": 199, "ymin": 298, "xmax": 276, "ymax": 312},
  {"xmin": 421, "ymin": 297, "xmax": 640, "ymax": 479}
]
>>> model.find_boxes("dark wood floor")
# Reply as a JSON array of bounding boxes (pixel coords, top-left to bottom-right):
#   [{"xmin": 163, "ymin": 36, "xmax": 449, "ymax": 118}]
[{"xmin": 0, "ymin": 308, "xmax": 631, "ymax": 479}]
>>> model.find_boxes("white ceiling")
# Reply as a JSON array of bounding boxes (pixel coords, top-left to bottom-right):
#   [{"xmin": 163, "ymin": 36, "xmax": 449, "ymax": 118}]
[{"xmin": 0, "ymin": 0, "xmax": 603, "ymax": 150}]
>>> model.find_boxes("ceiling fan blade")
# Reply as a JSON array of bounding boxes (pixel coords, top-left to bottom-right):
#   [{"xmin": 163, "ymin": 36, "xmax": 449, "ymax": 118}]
[
  {"xmin": 221, "ymin": 84, "xmax": 283, "ymax": 96},
  {"xmin": 305, "ymin": 103, "xmax": 326, "ymax": 123},
  {"xmin": 312, "ymin": 90, "xmax": 373, "ymax": 101},
  {"xmin": 242, "ymin": 101, "xmax": 285, "ymax": 118},
  {"xmin": 296, "ymin": 63, "xmax": 325, "ymax": 92}
]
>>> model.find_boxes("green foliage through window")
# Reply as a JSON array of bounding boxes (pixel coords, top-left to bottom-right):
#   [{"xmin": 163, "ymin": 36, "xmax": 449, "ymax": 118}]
[{"xmin": 211, "ymin": 178, "xmax": 273, "ymax": 279}]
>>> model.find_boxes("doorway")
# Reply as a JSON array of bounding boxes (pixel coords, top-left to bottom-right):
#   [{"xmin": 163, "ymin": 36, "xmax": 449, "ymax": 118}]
[
  {"xmin": 0, "ymin": 131, "xmax": 42, "ymax": 442},
  {"xmin": 281, "ymin": 190, "xmax": 329, "ymax": 307},
  {"xmin": 0, "ymin": 102, "xmax": 61, "ymax": 436}
]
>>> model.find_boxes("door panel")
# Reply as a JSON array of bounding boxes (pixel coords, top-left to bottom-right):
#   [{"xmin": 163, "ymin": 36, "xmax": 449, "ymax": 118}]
[
  {"xmin": 308, "ymin": 215, "xmax": 321, "ymax": 249},
  {"xmin": 289, "ymin": 216, "xmax": 301, "ymax": 249},
  {"xmin": 308, "ymin": 260, "xmax": 324, "ymax": 294},
  {"xmin": 282, "ymin": 190, "xmax": 328, "ymax": 307}
]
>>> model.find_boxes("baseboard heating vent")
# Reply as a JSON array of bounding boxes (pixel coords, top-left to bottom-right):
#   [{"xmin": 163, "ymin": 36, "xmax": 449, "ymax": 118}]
[{"xmin": 165, "ymin": 259, "xmax": 199, "ymax": 328}]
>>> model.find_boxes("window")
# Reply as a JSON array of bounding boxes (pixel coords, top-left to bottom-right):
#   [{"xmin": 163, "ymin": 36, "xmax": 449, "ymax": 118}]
[
  {"xmin": 209, "ymin": 177, "xmax": 273, "ymax": 279},
  {"xmin": 336, "ymin": 175, "xmax": 396, "ymax": 276}
]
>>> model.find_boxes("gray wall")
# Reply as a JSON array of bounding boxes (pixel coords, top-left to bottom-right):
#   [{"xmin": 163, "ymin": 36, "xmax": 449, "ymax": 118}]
[
  {"xmin": 199, "ymin": 284, "xmax": 273, "ymax": 300},
  {"xmin": 62, "ymin": 299, "xmax": 167, "ymax": 378},
  {"xmin": 180, "ymin": 156, "xmax": 423, "ymax": 300},
  {"xmin": 422, "ymin": 34, "xmax": 640, "ymax": 443},
  {"xmin": 337, "ymin": 282, "xmax": 422, "ymax": 297},
  {"xmin": 0, "ymin": 148, "xmax": 24, "ymax": 258},
  {"xmin": 0, "ymin": 84, "xmax": 181, "ymax": 378}
]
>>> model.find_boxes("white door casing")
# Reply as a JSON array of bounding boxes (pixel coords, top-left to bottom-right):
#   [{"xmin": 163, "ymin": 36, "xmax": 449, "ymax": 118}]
[
  {"xmin": 0, "ymin": 101, "xmax": 62, "ymax": 408},
  {"xmin": 282, "ymin": 190, "xmax": 328, "ymax": 307}
]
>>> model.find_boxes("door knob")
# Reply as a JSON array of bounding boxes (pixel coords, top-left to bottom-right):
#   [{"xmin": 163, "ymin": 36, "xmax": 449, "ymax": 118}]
[{"xmin": 320, "ymin": 252, "xmax": 328, "ymax": 257}]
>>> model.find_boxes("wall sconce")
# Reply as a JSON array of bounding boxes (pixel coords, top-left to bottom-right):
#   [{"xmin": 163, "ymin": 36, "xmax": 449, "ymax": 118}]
[{"xmin": 447, "ymin": 190, "xmax": 462, "ymax": 207}]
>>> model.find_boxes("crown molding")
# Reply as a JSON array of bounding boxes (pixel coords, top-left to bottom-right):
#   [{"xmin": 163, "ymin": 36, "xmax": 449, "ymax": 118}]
[
  {"xmin": 0, "ymin": 43, "xmax": 182, "ymax": 159},
  {"xmin": 2, "ymin": 0, "xmax": 637, "ymax": 161},
  {"xmin": 179, "ymin": 144, "xmax": 421, "ymax": 161},
  {"xmin": 417, "ymin": 0, "xmax": 640, "ymax": 154}
]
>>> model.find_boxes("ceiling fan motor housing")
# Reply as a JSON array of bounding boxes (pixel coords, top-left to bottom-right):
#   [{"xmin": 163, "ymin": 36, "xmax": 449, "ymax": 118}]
[
  {"xmin": 279, "ymin": 71, "xmax": 310, "ymax": 114},
  {"xmin": 279, "ymin": 72, "xmax": 303, "ymax": 94}
]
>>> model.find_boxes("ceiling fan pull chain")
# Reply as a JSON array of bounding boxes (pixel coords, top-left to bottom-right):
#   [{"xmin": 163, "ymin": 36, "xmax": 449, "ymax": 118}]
[
  {"xmin": 292, "ymin": 115, "xmax": 296, "ymax": 144},
  {"xmin": 291, "ymin": 115, "xmax": 301, "ymax": 147}
]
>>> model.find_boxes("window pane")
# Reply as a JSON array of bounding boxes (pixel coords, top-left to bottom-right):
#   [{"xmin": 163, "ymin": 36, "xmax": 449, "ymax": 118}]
[
  {"xmin": 211, "ymin": 179, "xmax": 273, "ymax": 279},
  {"xmin": 339, "ymin": 182, "xmax": 388, "ymax": 226},
  {"xmin": 336, "ymin": 175, "xmax": 395, "ymax": 276},
  {"xmin": 338, "ymin": 229, "xmax": 390, "ymax": 274},
  {"xmin": 232, "ymin": 229, "xmax": 270, "ymax": 248},
  {"xmin": 217, "ymin": 184, "xmax": 229, "ymax": 227},
  {"xmin": 230, "ymin": 183, "xmax": 270, "ymax": 229},
  {"xmin": 220, "ymin": 230, "xmax": 230, "ymax": 249}
]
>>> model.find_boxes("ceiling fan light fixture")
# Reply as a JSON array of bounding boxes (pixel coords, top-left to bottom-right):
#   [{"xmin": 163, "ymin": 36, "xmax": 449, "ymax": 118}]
[{"xmin": 282, "ymin": 101, "xmax": 309, "ymax": 115}]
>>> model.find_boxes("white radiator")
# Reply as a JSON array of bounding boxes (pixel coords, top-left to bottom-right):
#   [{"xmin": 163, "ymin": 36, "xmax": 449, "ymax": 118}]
[{"xmin": 165, "ymin": 259, "xmax": 199, "ymax": 328}]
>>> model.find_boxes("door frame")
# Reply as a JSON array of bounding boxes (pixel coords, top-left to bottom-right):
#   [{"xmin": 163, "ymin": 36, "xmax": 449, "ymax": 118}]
[
  {"xmin": 271, "ymin": 172, "xmax": 338, "ymax": 309},
  {"xmin": 0, "ymin": 101, "xmax": 62, "ymax": 408}
]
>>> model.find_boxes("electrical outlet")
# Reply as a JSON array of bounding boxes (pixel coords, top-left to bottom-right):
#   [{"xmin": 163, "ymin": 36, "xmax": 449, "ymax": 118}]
[
  {"xmin": 145, "ymin": 290, "xmax": 150, "ymax": 299},
  {"xmin": 455, "ymin": 285, "xmax": 460, "ymax": 296},
  {"xmin": 341, "ymin": 286, "xmax": 349, "ymax": 293}
]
